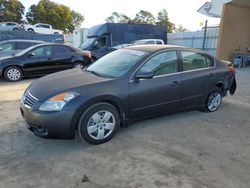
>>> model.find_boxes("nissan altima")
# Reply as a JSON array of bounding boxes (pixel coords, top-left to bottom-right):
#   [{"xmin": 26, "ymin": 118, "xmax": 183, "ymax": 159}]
[{"xmin": 20, "ymin": 45, "xmax": 236, "ymax": 145}]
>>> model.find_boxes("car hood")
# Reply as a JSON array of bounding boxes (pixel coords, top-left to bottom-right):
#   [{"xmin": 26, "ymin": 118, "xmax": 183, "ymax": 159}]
[{"xmin": 28, "ymin": 69, "xmax": 112, "ymax": 100}]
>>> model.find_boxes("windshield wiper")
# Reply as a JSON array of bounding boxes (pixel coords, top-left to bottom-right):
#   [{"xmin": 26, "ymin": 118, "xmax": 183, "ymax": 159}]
[{"xmin": 85, "ymin": 69, "xmax": 102, "ymax": 77}]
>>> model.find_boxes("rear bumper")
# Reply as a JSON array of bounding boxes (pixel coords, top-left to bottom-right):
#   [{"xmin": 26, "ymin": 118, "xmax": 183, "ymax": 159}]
[{"xmin": 20, "ymin": 104, "xmax": 76, "ymax": 139}]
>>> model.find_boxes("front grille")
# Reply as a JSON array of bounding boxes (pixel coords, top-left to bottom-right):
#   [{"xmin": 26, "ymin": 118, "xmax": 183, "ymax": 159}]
[{"xmin": 23, "ymin": 91, "xmax": 38, "ymax": 108}]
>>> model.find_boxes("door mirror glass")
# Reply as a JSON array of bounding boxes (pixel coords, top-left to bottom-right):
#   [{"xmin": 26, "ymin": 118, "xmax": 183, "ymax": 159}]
[{"xmin": 135, "ymin": 72, "xmax": 154, "ymax": 80}]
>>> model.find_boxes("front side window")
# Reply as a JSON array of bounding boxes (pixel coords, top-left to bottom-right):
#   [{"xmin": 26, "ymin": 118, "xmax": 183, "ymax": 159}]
[
  {"xmin": 181, "ymin": 51, "xmax": 213, "ymax": 71},
  {"xmin": 93, "ymin": 37, "xmax": 107, "ymax": 50},
  {"xmin": 86, "ymin": 49, "xmax": 148, "ymax": 78},
  {"xmin": 7, "ymin": 23, "xmax": 16, "ymax": 26},
  {"xmin": 139, "ymin": 51, "xmax": 178, "ymax": 76},
  {"xmin": 31, "ymin": 46, "xmax": 52, "ymax": 56}
]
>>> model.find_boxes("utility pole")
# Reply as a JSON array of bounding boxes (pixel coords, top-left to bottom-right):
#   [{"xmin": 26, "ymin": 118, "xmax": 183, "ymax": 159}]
[{"xmin": 202, "ymin": 20, "xmax": 208, "ymax": 51}]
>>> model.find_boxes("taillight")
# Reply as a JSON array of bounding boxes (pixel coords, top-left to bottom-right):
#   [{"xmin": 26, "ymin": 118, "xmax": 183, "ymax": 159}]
[
  {"xmin": 228, "ymin": 66, "xmax": 236, "ymax": 74},
  {"xmin": 83, "ymin": 51, "xmax": 92, "ymax": 61}
]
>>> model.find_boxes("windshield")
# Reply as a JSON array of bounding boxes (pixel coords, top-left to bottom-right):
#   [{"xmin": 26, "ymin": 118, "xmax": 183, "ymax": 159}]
[
  {"xmin": 81, "ymin": 38, "xmax": 96, "ymax": 49},
  {"xmin": 86, "ymin": 49, "xmax": 148, "ymax": 78}
]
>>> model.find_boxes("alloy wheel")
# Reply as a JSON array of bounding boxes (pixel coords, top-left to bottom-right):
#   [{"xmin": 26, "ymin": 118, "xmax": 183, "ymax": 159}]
[
  {"xmin": 87, "ymin": 110, "xmax": 115, "ymax": 140},
  {"xmin": 207, "ymin": 92, "xmax": 222, "ymax": 112},
  {"xmin": 7, "ymin": 68, "xmax": 21, "ymax": 81}
]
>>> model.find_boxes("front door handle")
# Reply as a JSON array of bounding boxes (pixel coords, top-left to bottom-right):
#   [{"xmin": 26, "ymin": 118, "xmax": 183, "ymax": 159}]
[
  {"xmin": 171, "ymin": 81, "xmax": 180, "ymax": 87},
  {"xmin": 209, "ymin": 73, "xmax": 214, "ymax": 77}
]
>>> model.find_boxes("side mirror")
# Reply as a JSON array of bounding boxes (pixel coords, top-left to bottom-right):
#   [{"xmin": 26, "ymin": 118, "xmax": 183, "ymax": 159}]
[
  {"xmin": 0, "ymin": 47, "xmax": 2, "ymax": 51},
  {"xmin": 27, "ymin": 52, "xmax": 35, "ymax": 57},
  {"xmin": 135, "ymin": 72, "xmax": 154, "ymax": 81}
]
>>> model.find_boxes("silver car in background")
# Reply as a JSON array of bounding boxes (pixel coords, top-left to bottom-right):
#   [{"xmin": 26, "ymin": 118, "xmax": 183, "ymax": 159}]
[
  {"xmin": 0, "ymin": 39, "xmax": 45, "ymax": 57},
  {"xmin": 0, "ymin": 22, "xmax": 23, "ymax": 31}
]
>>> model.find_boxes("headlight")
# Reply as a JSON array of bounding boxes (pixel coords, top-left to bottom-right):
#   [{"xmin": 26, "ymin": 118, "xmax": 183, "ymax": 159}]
[{"xmin": 39, "ymin": 92, "xmax": 79, "ymax": 112}]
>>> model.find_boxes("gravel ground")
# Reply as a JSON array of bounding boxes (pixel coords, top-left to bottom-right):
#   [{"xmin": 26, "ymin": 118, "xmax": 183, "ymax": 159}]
[{"xmin": 0, "ymin": 68, "xmax": 250, "ymax": 188}]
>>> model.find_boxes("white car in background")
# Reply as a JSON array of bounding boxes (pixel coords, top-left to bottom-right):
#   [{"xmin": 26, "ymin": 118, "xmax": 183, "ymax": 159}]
[
  {"xmin": 0, "ymin": 22, "xmax": 24, "ymax": 31},
  {"xmin": 131, "ymin": 39, "xmax": 165, "ymax": 45},
  {"xmin": 24, "ymin": 23, "xmax": 63, "ymax": 34}
]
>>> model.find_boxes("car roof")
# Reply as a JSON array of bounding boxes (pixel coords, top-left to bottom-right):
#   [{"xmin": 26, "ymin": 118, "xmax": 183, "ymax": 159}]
[
  {"xmin": 135, "ymin": 39, "xmax": 164, "ymax": 42},
  {"xmin": 0, "ymin": 39, "xmax": 45, "ymax": 44},
  {"xmin": 127, "ymin": 45, "xmax": 207, "ymax": 54}
]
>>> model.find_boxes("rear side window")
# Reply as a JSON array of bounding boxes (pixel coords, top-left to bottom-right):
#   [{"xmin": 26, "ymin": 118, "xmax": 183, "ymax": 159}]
[
  {"xmin": 139, "ymin": 51, "xmax": 178, "ymax": 76},
  {"xmin": 54, "ymin": 46, "xmax": 72, "ymax": 55},
  {"xmin": 0, "ymin": 43, "xmax": 15, "ymax": 51},
  {"xmin": 181, "ymin": 51, "xmax": 213, "ymax": 71},
  {"xmin": 145, "ymin": 41, "xmax": 155, "ymax": 44}
]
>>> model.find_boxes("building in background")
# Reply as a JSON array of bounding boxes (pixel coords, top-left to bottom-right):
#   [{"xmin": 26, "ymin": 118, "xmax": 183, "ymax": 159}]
[{"xmin": 199, "ymin": 0, "xmax": 250, "ymax": 61}]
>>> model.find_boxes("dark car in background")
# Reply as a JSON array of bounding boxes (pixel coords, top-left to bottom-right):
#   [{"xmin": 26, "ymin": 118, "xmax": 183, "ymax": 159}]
[
  {"xmin": 0, "ymin": 43, "xmax": 92, "ymax": 81},
  {"xmin": 0, "ymin": 39, "xmax": 44, "ymax": 57},
  {"xmin": 20, "ymin": 45, "xmax": 236, "ymax": 145}
]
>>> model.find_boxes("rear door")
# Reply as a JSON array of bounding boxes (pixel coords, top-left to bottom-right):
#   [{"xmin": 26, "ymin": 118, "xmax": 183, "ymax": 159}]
[
  {"xmin": 52, "ymin": 45, "xmax": 74, "ymax": 71},
  {"xmin": 180, "ymin": 50, "xmax": 215, "ymax": 109},
  {"xmin": 129, "ymin": 50, "xmax": 182, "ymax": 119}
]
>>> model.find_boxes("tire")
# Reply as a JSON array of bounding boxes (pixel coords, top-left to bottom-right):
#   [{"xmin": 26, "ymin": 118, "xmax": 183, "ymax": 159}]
[
  {"xmin": 4, "ymin": 66, "xmax": 23, "ymax": 82},
  {"xmin": 203, "ymin": 87, "xmax": 222, "ymax": 112},
  {"xmin": 78, "ymin": 102, "xmax": 120, "ymax": 145},
  {"xmin": 27, "ymin": 28, "xmax": 34, "ymax": 33},
  {"xmin": 73, "ymin": 62, "xmax": 85, "ymax": 69},
  {"xmin": 53, "ymin": 32, "xmax": 59, "ymax": 34},
  {"xmin": 13, "ymin": 28, "xmax": 18, "ymax": 31}
]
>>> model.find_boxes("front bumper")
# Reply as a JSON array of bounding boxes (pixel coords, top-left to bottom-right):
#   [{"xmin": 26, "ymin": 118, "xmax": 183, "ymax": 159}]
[{"xmin": 20, "ymin": 104, "xmax": 76, "ymax": 139}]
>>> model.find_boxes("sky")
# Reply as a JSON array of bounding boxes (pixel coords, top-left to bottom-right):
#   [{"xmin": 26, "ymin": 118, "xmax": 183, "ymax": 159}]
[{"xmin": 20, "ymin": 0, "xmax": 220, "ymax": 31}]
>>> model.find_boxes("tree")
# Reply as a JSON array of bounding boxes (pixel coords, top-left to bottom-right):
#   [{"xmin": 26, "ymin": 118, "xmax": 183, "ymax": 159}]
[
  {"xmin": 156, "ymin": 9, "xmax": 175, "ymax": 33},
  {"xmin": 133, "ymin": 10, "xmax": 156, "ymax": 25},
  {"xmin": 26, "ymin": 0, "xmax": 84, "ymax": 33},
  {"xmin": 174, "ymin": 24, "xmax": 189, "ymax": 33},
  {"xmin": 105, "ymin": 12, "xmax": 132, "ymax": 24},
  {"xmin": 0, "ymin": 0, "xmax": 25, "ymax": 22}
]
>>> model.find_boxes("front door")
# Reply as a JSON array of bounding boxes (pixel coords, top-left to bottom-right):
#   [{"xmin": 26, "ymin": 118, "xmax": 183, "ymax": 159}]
[
  {"xmin": 129, "ymin": 50, "xmax": 182, "ymax": 120},
  {"xmin": 22, "ymin": 45, "xmax": 54, "ymax": 75}
]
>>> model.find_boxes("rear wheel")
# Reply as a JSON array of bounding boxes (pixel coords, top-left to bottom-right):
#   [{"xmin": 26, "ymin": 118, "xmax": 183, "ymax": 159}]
[
  {"xmin": 13, "ymin": 28, "xmax": 18, "ymax": 31},
  {"xmin": 53, "ymin": 32, "xmax": 59, "ymax": 34},
  {"xmin": 78, "ymin": 102, "xmax": 120, "ymax": 145},
  {"xmin": 27, "ymin": 28, "xmax": 34, "ymax": 33},
  {"xmin": 4, "ymin": 66, "xmax": 23, "ymax": 82},
  {"xmin": 204, "ymin": 87, "xmax": 222, "ymax": 112},
  {"xmin": 73, "ymin": 62, "xmax": 85, "ymax": 69}
]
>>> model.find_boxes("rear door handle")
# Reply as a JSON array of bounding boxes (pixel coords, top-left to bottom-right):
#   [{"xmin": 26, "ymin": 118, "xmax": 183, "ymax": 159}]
[{"xmin": 171, "ymin": 81, "xmax": 180, "ymax": 87}]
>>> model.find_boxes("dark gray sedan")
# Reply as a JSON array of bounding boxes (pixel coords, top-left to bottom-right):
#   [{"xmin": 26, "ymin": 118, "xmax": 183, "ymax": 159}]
[{"xmin": 20, "ymin": 45, "xmax": 236, "ymax": 145}]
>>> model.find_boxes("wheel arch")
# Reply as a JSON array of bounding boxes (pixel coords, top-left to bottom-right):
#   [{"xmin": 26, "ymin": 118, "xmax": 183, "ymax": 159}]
[
  {"xmin": 71, "ymin": 96, "xmax": 127, "ymax": 132},
  {"xmin": 3, "ymin": 65, "xmax": 24, "ymax": 77}
]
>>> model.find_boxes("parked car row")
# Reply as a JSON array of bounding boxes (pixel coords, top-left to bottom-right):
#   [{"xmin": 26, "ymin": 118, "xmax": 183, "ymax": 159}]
[{"xmin": 0, "ymin": 22, "xmax": 63, "ymax": 34}]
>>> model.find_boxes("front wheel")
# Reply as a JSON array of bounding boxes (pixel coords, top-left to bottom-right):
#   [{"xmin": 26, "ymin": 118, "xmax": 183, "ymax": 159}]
[
  {"xmin": 78, "ymin": 103, "xmax": 120, "ymax": 145},
  {"xmin": 4, "ymin": 66, "xmax": 23, "ymax": 82},
  {"xmin": 205, "ymin": 89, "xmax": 222, "ymax": 112}
]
